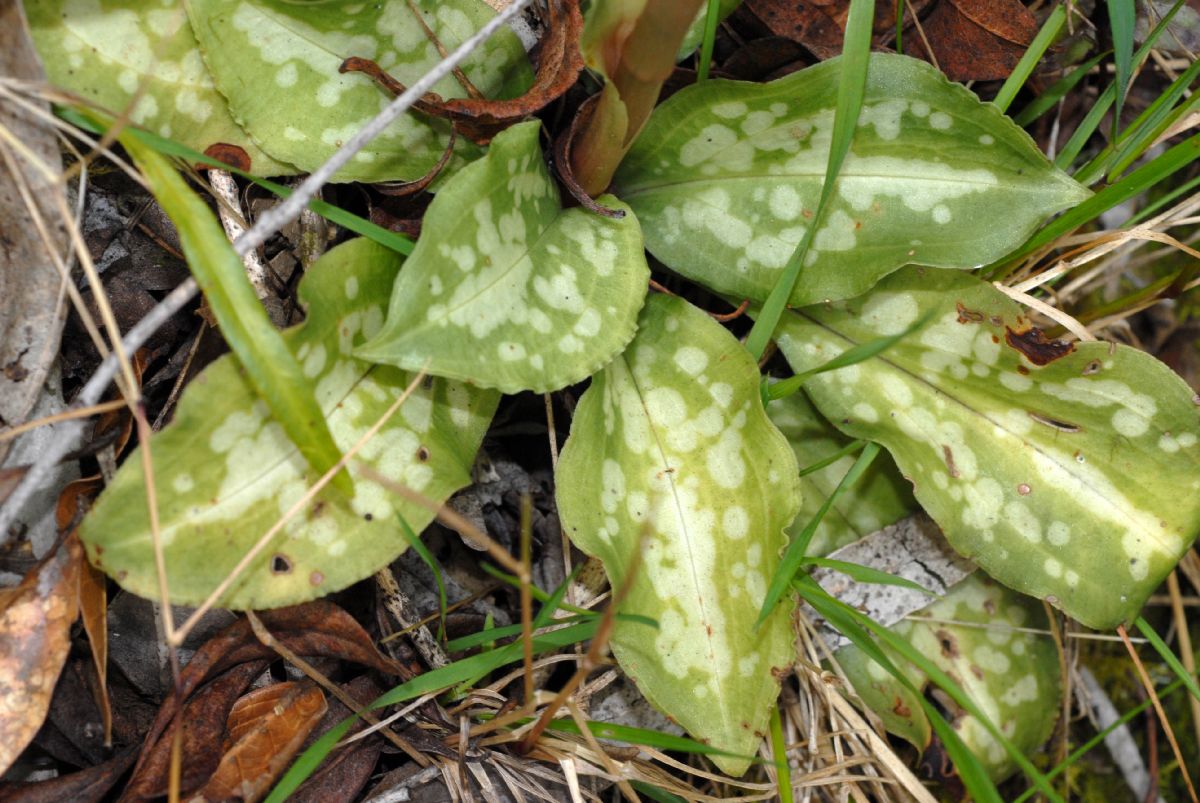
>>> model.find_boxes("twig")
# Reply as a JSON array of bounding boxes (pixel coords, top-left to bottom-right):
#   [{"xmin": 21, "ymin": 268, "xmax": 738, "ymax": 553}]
[{"xmin": 0, "ymin": 0, "xmax": 536, "ymax": 542}]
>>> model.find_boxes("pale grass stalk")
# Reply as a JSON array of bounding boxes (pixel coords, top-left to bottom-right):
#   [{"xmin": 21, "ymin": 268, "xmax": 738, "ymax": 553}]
[
  {"xmin": 567, "ymin": 700, "xmax": 641, "ymax": 802},
  {"xmin": 827, "ymin": 692, "xmax": 937, "ymax": 803},
  {"xmin": 1165, "ymin": 572, "xmax": 1200, "ymax": 756},
  {"xmin": 992, "ymin": 281, "xmax": 1097, "ymax": 341},
  {"xmin": 172, "ymin": 367, "xmax": 428, "ymax": 644},
  {"xmin": 0, "ymin": 399, "xmax": 126, "ymax": 443},
  {"xmin": 0, "ymin": 138, "xmax": 111, "ymax": 379},
  {"xmin": 1117, "ymin": 623, "xmax": 1199, "ymax": 803},
  {"xmin": 339, "ymin": 693, "xmax": 434, "ymax": 746}
]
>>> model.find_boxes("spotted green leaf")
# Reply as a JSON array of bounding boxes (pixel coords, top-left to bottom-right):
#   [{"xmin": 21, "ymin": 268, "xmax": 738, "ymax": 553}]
[
  {"xmin": 556, "ymin": 294, "xmax": 800, "ymax": 776},
  {"xmin": 613, "ymin": 53, "xmax": 1091, "ymax": 307},
  {"xmin": 27, "ymin": 0, "xmax": 294, "ymax": 176},
  {"xmin": 356, "ymin": 121, "xmax": 650, "ymax": 393},
  {"xmin": 838, "ymin": 574, "xmax": 1061, "ymax": 782},
  {"xmin": 775, "ymin": 267, "xmax": 1200, "ymax": 629},
  {"xmin": 768, "ymin": 391, "xmax": 915, "ymax": 557},
  {"xmin": 184, "ymin": 0, "xmax": 532, "ymax": 183},
  {"xmin": 79, "ymin": 238, "xmax": 499, "ymax": 609}
]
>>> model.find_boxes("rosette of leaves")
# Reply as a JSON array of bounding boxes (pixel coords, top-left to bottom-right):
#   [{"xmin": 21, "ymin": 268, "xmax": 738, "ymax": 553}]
[
  {"xmin": 775, "ymin": 267, "xmax": 1200, "ymax": 629},
  {"xmin": 556, "ymin": 293, "xmax": 800, "ymax": 775},
  {"xmin": 79, "ymin": 239, "xmax": 498, "ymax": 609},
  {"xmin": 613, "ymin": 53, "xmax": 1091, "ymax": 306}
]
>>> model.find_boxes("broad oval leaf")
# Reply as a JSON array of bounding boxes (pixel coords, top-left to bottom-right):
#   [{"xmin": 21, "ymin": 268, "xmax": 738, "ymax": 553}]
[
  {"xmin": 775, "ymin": 267, "xmax": 1200, "ymax": 629},
  {"xmin": 556, "ymin": 293, "xmax": 800, "ymax": 776},
  {"xmin": 80, "ymin": 238, "xmax": 499, "ymax": 609},
  {"xmin": 185, "ymin": 0, "xmax": 533, "ymax": 183},
  {"xmin": 768, "ymin": 390, "xmax": 914, "ymax": 557},
  {"xmin": 356, "ymin": 120, "xmax": 650, "ymax": 393},
  {"xmin": 28, "ymin": 0, "xmax": 294, "ymax": 176},
  {"xmin": 837, "ymin": 574, "xmax": 1061, "ymax": 782},
  {"xmin": 614, "ymin": 53, "xmax": 1091, "ymax": 306}
]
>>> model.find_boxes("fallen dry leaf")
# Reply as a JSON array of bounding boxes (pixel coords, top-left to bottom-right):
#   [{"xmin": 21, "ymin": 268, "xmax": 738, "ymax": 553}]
[
  {"xmin": 124, "ymin": 601, "xmax": 405, "ymax": 799},
  {"xmin": 908, "ymin": 0, "xmax": 1039, "ymax": 81},
  {"xmin": 200, "ymin": 682, "xmax": 327, "ymax": 803},
  {"xmin": 0, "ymin": 534, "xmax": 83, "ymax": 775}
]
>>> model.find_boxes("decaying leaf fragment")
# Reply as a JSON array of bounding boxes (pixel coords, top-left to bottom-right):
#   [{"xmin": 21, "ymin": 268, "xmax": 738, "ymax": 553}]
[
  {"xmin": 79, "ymin": 239, "xmax": 498, "ymax": 609},
  {"xmin": 556, "ymin": 293, "xmax": 800, "ymax": 776},
  {"xmin": 776, "ymin": 267, "xmax": 1200, "ymax": 628}
]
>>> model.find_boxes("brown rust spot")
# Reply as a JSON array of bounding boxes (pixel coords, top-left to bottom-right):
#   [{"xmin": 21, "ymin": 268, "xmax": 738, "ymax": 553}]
[
  {"xmin": 1083, "ymin": 359, "xmax": 1103, "ymax": 375},
  {"xmin": 309, "ymin": 570, "xmax": 325, "ymax": 586},
  {"xmin": 892, "ymin": 697, "xmax": 912, "ymax": 717},
  {"xmin": 270, "ymin": 554, "xmax": 293, "ymax": 575},
  {"xmin": 969, "ymin": 665, "xmax": 985, "ymax": 681},
  {"xmin": 942, "ymin": 445, "xmax": 960, "ymax": 478},
  {"xmin": 1016, "ymin": 364, "xmax": 1030, "ymax": 375},
  {"xmin": 1017, "ymin": 483, "xmax": 1032, "ymax": 496},
  {"xmin": 936, "ymin": 629, "xmax": 959, "ymax": 658},
  {"xmin": 956, "ymin": 301, "xmax": 986, "ymax": 324},
  {"xmin": 1004, "ymin": 326, "xmax": 1076, "ymax": 365},
  {"xmin": 201, "ymin": 143, "xmax": 252, "ymax": 172},
  {"xmin": 416, "ymin": 445, "xmax": 430, "ymax": 462}
]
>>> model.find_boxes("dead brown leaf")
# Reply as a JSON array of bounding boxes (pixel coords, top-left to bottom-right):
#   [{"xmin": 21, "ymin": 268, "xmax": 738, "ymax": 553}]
[
  {"xmin": 908, "ymin": 0, "xmax": 1039, "ymax": 81},
  {"xmin": 0, "ymin": 534, "xmax": 83, "ymax": 775},
  {"xmin": 200, "ymin": 682, "xmax": 327, "ymax": 803},
  {"xmin": 123, "ymin": 601, "xmax": 406, "ymax": 799},
  {"xmin": 341, "ymin": 0, "xmax": 585, "ymax": 145}
]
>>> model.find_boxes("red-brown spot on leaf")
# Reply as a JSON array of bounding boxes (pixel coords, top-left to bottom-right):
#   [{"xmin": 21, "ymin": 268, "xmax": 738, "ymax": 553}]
[
  {"xmin": 201, "ymin": 143, "xmax": 252, "ymax": 173},
  {"xmin": 1004, "ymin": 326, "xmax": 1075, "ymax": 366}
]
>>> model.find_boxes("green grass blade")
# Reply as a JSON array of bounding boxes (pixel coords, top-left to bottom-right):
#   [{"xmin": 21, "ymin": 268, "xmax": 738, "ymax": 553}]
[
  {"xmin": 1106, "ymin": 0, "xmax": 1135, "ymax": 140},
  {"xmin": 631, "ymin": 782, "xmax": 689, "ymax": 803},
  {"xmin": 1011, "ymin": 676, "xmax": 1189, "ymax": 803},
  {"xmin": 1126, "ymin": 172, "xmax": 1200, "ymax": 225},
  {"xmin": 267, "ymin": 620, "xmax": 599, "ymax": 802},
  {"xmin": 767, "ymin": 312, "xmax": 930, "ymax": 401},
  {"xmin": 800, "ymin": 557, "xmax": 936, "ymax": 595},
  {"xmin": 57, "ymin": 107, "xmax": 414, "ymax": 256},
  {"xmin": 696, "ymin": 0, "xmax": 723, "ymax": 81},
  {"xmin": 1055, "ymin": 0, "xmax": 1187, "ymax": 170},
  {"xmin": 544, "ymin": 718, "xmax": 753, "ymax": 759},
  {"xmin": 743, "ymin": 0, "xmax": 875, "ymax": 360},
  {"xmin": 1134, "ymin": 616, "xmax": 1200, "ymax": 703},
  {"xmin": 1013, "ymin": 51, "xmax": 1110, "ymax": 127},
  {"xmin": 797, "ymin": 439, "xmax": 866, "ymax": 478},
  {"xmin": 1002, "ymin": 133, "xmax": 1200, "ymax": 269},
  {"xmin": 397, "ymin": 514, "xmax": 448, "ymax": 640},
  {"xmin": 1105, "ymin": 64, "xmax": 1200, "ymax": 180},
  {"xmin": 993, "ymin": 4, "xmax": 1068, "ymax": 114},
  {"xmin": 757, "ymin": 442, "xmax": 881, "ymax": 625},
  {"xmin": 117, "ymin": 130, "xmax": 352, "ymax": 495},
  {"xmin": 795, "ymin": 575, "xmax": 1005, "ymax": 802},
  {"xmin": 770, "ymin": 705, "xmax": 794, "ymax": 803}
]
